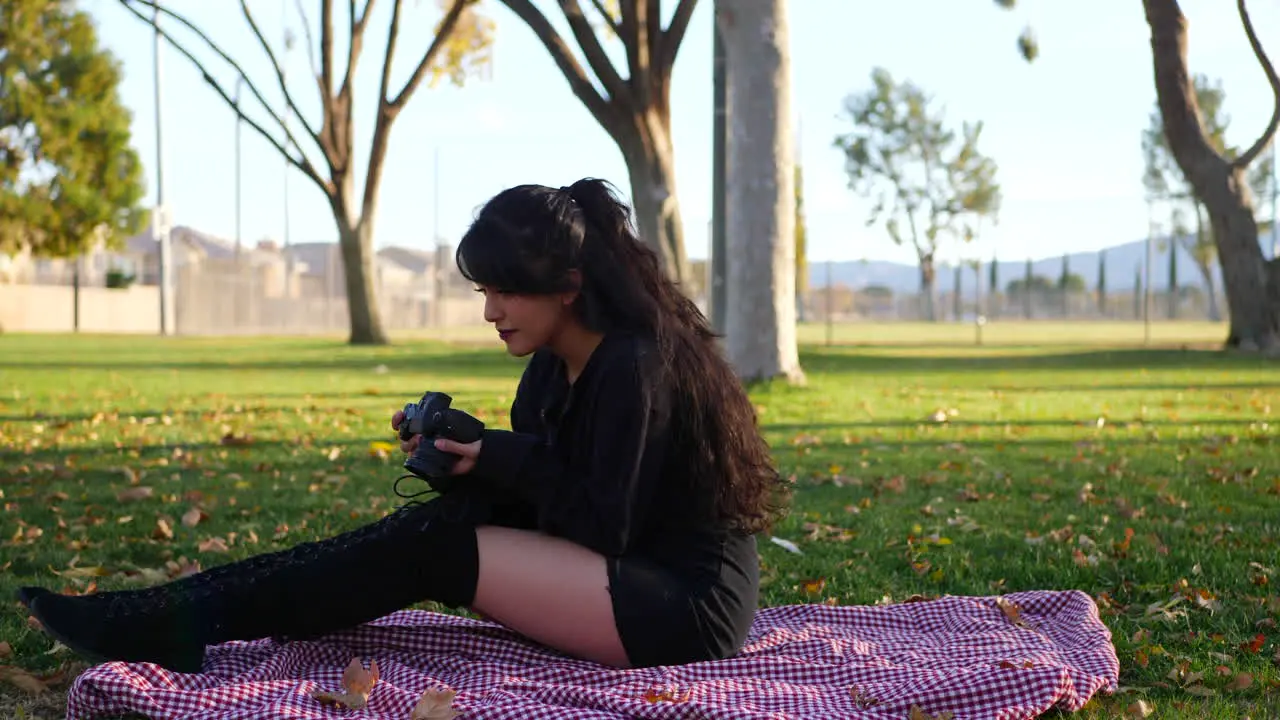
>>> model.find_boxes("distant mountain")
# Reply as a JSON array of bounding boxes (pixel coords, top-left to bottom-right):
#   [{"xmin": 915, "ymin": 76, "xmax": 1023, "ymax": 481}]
[{"xmin": 809, "ymin": 236, "xmax": 1229, "ymax": 297}]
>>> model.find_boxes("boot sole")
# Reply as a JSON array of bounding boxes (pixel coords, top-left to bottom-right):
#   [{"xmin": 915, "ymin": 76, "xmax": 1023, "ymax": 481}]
[{"xmin": 21, "ymin": 592, "xmax": 205, "ymax": 673}]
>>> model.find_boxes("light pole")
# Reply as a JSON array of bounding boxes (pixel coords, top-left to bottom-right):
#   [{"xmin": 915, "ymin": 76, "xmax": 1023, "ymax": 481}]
[
  {"xmin": 153, "ymin": 2, "xmax": 173, "ymax": 336},
  {"xmin": 1144, "ymin": 196, "xmax": 1154, "ymax": 346},
  {"xmin": 281, "ymin": 1, "xmax": 295, "ymax": 300}
]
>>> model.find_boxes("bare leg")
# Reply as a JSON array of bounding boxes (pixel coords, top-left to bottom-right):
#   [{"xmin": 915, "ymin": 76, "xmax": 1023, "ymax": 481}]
[{"xmin": 470, "ymin": 525, "xmax": 631, "ymax": 668}]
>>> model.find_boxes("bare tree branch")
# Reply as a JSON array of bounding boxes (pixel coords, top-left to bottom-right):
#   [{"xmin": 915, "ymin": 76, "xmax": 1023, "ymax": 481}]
[
  {"xmin": 238, "ymin": 0, "xmax": 322, "ymax": 154},
  {"xmin": 498, "ymin": 0, "xmax": 620, "ymax": 133},
  {"xmin": 340, "ymin": 0, "xmax": 377, "ymax": 102},
  {"xmin": 115, "ymin": 0, "xmax": 331, "ymax": 194},
  {"xmin": 559, "ymin": 0, "xmax": 632, "ymax": 108},
  {"xmin": 116, "ymin": 0, "xmax": 329, "ymax": 185},
  {"xmin": 320, "ymin": 0, "xmax": 334, "ymax": 98},
  {"xmin": 620, "ymin": 1, "xmax": 649, "ymax": 108},
  {"xmin": 660, "ymin": 0, "xmax": 697, "ymax": 74},
  {"xmin": 361, "ymin": 0, "xmax": 406, "ymax": 218},
  {"xmin": 1231, "ymin": 0, "xmax": 1280, "ymax": 170},
  {"xmin": 377, "ymin": 0, "xmax": 405, "ymax": 110},
  {"xmin": 388, "ymin": 0, "xmax": 468, "ymax": 109},
  {"xmin": 588, "ymin": 0, "xmax": 621, "ymax": 35},
  {"xmin": 294, "ymin": 0, "xmax": 323, "ymax": 96}
]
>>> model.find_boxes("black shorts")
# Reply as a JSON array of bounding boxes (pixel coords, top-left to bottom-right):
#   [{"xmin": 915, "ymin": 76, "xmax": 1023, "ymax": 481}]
[
  {"xmin": 606, "ymin": 536, "xmax": 759, "ymax": 668},
  {"xmin": 483, "ymin": 495, "xmax": 759, "ymax": 667}
]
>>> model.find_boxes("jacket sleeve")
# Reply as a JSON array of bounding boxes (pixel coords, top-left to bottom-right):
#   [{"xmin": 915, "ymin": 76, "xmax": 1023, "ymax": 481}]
[{"xmin": 468, "ymin": 354, "xmax": 669, "ymax": 557}]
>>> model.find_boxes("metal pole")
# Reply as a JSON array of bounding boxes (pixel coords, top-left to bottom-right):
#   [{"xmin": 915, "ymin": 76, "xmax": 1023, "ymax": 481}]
[
  {"xmin": 432, "ymin": 146, "xmax": 442, "ymax": 328},
  {"xmin": 825, "ymin": 259, "xmax": 833, "ymax": 346},
  {"xmin": 234, "ymin": 77, "xmax": 245, "ymax": 330},
  {"xmin": 234, "ymin": 78, "xmax": 244, "ymax": 265},
  {"xmin": 1144, "ymin": 197, "xmax": 1153, "ymax": 346},
  {"xmin": 281, "ymin": 0, "xmax": 293, "ymax": 301},
  {"xmin": 710, "ymin": 2, "xmax": 728, "ymax": 336},
  {"xmin": 153, "ymin": 3, "xmax": 173, "ymax": 336}
]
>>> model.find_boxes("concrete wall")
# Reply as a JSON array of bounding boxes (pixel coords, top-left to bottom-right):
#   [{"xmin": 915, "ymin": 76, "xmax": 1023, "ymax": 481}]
[{"xmin": 0, "ymin": 284, "xmax": 161, "ymax": 334}]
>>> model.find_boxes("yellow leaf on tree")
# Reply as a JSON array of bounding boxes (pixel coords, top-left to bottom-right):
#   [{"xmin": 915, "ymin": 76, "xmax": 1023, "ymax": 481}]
[{"xmin": 427, "ymin": 0, "xmax": 495, "ymax": 88}]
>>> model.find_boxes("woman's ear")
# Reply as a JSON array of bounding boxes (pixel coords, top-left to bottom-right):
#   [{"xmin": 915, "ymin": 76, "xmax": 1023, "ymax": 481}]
[{"xmin": 562, "ymin": 269, "xmax": 583, "ymax": 305}]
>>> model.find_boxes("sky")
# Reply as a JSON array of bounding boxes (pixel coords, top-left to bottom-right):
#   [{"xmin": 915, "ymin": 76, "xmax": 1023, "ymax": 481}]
[{"xmin": 80, "ymin": 0, "xmax": 1280, "ymax": 266}]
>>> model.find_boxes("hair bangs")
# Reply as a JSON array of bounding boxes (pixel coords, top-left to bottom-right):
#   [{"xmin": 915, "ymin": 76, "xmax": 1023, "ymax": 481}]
[{"xmin": 456, "ymin": 218, "xmax": 566, "ymax": 295}]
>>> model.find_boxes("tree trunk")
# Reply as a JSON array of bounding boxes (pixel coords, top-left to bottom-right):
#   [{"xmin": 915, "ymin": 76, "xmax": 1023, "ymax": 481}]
[
  {"xmin": 616, "ymin": 120, "xmax": 692, "ymax": 290},
  {"xmin": 329, "ymin": 180, "xmax": 390, "ymax": 346},
  {"xmin": 1144, "ymin": 0, "xmax": 1280, "ymax": 352},
  {"xmin": 718, "ymin": 0, "xmax": 804, "ymax": 384},
  {"xmin": 919, "ymin": 256, "xmax": 937, "ymax": 322}
]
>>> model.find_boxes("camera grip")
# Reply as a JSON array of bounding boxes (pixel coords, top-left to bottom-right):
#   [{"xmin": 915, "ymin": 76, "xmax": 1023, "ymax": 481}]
[{"xmin": 444, "ymin": 409, "xmax": 485, "ymax": 443}]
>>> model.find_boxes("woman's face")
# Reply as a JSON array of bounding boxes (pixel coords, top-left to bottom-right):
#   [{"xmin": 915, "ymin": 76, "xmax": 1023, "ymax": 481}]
[{"xmin": 478, "ymin": 286, "xmax": 576, "ymax": 357}]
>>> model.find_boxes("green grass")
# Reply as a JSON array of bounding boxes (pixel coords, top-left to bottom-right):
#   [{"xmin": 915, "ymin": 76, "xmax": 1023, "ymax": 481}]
[{"xmin": 1, "ymin": 327, "xmax": 1277, "ymax": 719}]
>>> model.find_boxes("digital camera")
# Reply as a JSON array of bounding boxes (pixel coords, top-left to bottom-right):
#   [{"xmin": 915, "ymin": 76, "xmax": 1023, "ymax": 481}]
[{"xmin": 398, "ymin": 391, "xmax": 485, "ymax": 493}]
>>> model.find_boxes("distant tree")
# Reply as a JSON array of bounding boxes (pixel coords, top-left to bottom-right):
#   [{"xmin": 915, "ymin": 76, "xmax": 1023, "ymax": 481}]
[
  {"xmin": 1007, "ymin": 274, "xmax": 1053, "ymax": 295},
  {"xmin": 1057, "ymin": 253, "xmax": 1070, "ymax": 315},
  {"xmin": 115, "ymin": 0, "xmax": 494, "ymax": 345},
  {"xmin": 1022, "ymin": 257, "xmax": 1032, "ymax": 318},
  {"xmin": 499, "ymin": 0, "xmax": 697, "ymax": 286},
  {"xmin": 988, "ymin": 255, "xmax": 999, "ymax": 316},
  {"xmin": 1141, "ymin": 0, "xmax": 1278, "ymax": 351},
  {"xmin": 1097, "ymin": 250, "xmax": 1107, "ymax": 314},
  {"xmin": 1004, "ymin": 0, "xmax": 1279, "ymax": 350},
  {"xmin": 1060, "ymin": 273, "xmax": 1086, "ymax": 293},
  {"xmin": 1134, "ymin": 264, "xmax": 1145, "ymax": 320},
  {"xmin": 834, "ymin": 68, "xmax": 1001, "ymax": 322},
  {"xmin": 953, "ymin": 263, "xmax": 962, "ymax": 320},
  {"xmin": 0, "ymin": 0, "xmax": 148, "ymax": 258},
  {"xmin": 1167, "ymin": 237, "xmax": 1179, "ymax": 318}
]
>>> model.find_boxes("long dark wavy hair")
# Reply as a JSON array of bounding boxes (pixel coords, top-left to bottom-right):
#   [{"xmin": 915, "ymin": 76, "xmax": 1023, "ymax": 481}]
[{"xmin": 455, "ymin": 178, "xmax": 788, "ymax": 534}]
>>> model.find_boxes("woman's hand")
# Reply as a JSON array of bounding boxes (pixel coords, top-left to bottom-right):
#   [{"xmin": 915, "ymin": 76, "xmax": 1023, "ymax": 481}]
[
  {"xmin": 432, "ymin": 437, "xmax": 482, "ymax": 475},
  {"xmin": 390, "ymin": 410, "xmax": 420, "ymax": 454}
]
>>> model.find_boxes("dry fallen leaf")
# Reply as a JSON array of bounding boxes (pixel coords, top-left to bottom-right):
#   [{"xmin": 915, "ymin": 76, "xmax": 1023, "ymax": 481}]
[
  {"xmin": 0, "ymin": 642, "xmax": 11, "ymax": 659},
  {"xmin": 311, "ymin": 657, "xmax": 379, "ymax": 710},
  {"xmin": 995, "ymin": 597, "xmax": 1032, "ymax": 629},
  {"xmin": 220, "ymin": 432, "xmax": 255, "ymax": 447},
  {"xmin": 849, "ymin": 685, "xmax": 879, "ymax": 709},
  {"xmin": 909, "ymin": 705, "xmax": 955, "ymax": 720},
  {"xmin": 801, "ymin": 577, "xmax": 826, "ymax": 595},
  {"xmin": 1224, "ymin": 672, "xmax": 1253, "ymax": 691},
  {"xmin": 643, "ymin": 686, "xmax": 692, "ymax": 703},
  {"xmin": 0, "ymin": 665, "xmax": 49, "ymax": 694},
  {"xmin": 197, "ymin": 537, "xmax": 230, "ymax": 554},
  {"xmin": 116, "ymin": 486, "xmax": 154, "ymax": 503},
  {"xmin": 153, "ymin": 517, "xmax": 174, "ymax": 540},
  {"xmin": 410, "ymin": 688, "xmax": 460, "ymax": 719},
  {"xmin": 181, "ymin": 507, "xmax": 207, "ymax": 528},
  {"xmin": 1125, "ymin": 699, "xmax": 1154, "ymax": 718}
]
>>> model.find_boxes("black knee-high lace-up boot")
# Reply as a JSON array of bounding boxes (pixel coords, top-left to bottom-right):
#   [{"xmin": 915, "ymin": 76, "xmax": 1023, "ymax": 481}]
[{"xmin": 16, "ymin": 493, "xmax": 491, "ymax": 673}]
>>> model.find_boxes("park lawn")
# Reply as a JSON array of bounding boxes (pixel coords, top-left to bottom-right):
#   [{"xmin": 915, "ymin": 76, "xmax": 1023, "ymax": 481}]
[{"xmin": 0, "ymin": 331, "xmax": 1277, "ymax": 719}]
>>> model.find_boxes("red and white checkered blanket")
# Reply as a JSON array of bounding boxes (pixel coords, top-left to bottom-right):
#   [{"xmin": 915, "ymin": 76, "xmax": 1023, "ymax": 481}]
[{"xmin": 65, "ymin": 590, "xmax": 1118, "ymax": 720}]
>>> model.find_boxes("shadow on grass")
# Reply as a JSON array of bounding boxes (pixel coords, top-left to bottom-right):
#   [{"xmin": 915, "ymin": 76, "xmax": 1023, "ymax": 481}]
[
  {"xmin": 5, "ymin": 432, "xmax": 1272, "ymax": 473},
  {"xmin": 0, "ymin": 348, "xmax": 526, "ymax": 377},
  {"xmin": 763, "ymin": 417, "xmax": 1268, "ymax": 432},
  {"xmin": 796, "ymin": 347, "xmax": 1274, "ymax": 374}
]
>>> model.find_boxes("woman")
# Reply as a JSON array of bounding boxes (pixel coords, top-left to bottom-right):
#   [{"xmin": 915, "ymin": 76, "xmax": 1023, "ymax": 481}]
[{"xmin": 18, "ymin": 178, "xmax": 788, "ymax": 673}]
